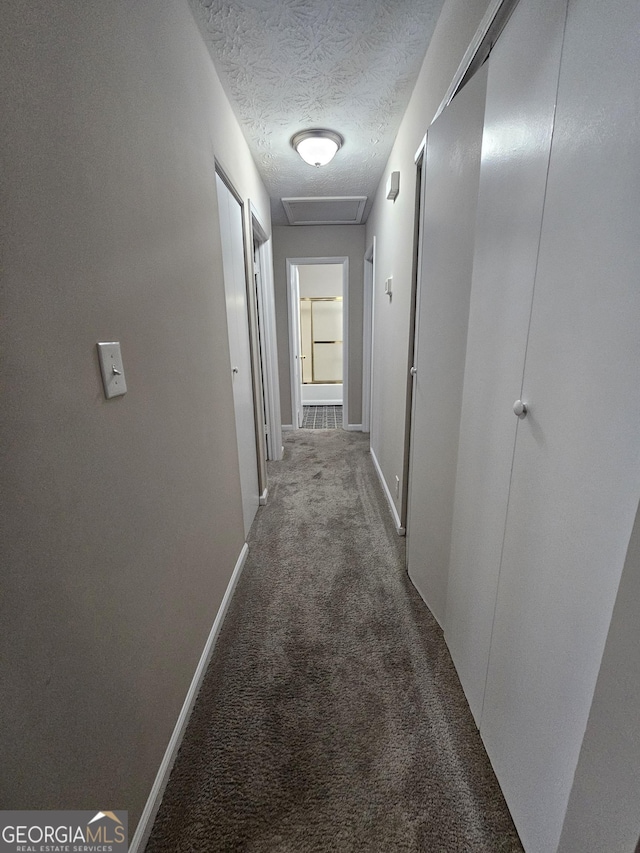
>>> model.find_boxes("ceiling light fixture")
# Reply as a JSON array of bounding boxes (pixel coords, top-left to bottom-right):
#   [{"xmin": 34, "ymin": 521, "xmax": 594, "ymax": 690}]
[{"xmin": 291, "ymin": 129, "xmax": 343, "ymax": 167}]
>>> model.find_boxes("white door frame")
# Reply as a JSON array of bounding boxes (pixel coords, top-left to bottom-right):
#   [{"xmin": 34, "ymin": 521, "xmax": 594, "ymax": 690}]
[
  {"xmin": 250, "ymin": 203, "xmax": 283, "ymax": 461},
  {"xmin": 286, "ymin": 261, "xmax": 303, "ymax": 428},
  {"xmin": 404, "ymin": 140, "xmax": 428, "ymax": 539},
  {"xmin": 362, "ymin": 239, "xmax": 376, "ymax": 434},
  {"xmin": 287, "ymin": 257, "xmax": 349, "ymax": 429}
]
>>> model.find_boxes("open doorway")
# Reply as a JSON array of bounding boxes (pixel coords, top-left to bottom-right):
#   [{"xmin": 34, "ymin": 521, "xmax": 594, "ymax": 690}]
[{"xmin": 287, "ymin": 257, "xmax": 349, "ymax": 430}]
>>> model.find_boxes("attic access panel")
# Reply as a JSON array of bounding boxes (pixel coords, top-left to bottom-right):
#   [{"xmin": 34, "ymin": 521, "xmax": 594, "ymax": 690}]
[{"xmin": 282, "ymin": 196, "xmax": 367, "ymax": 226}]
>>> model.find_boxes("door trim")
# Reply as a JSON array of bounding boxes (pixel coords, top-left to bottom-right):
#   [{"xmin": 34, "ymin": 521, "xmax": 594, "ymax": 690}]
[
  {"xmin": 250, "ymin": 202, "xmax": 283, "ymax": 462},
  {"xmin": 433, "ymin": 0, "xmax": 521, "ymax": 124},
  {"xmin": 286, "ymin": 259, "xmax": 303, "ymax": 428},
  {"xmin": 362, "ymin": 238, "xmax": 376, "ymax": 434},
  {"xmin": 401, "ymin": 145, "xmax": 427, "ymax": 539}
]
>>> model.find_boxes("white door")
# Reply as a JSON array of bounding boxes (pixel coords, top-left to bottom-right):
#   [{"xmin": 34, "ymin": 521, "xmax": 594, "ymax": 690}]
[
  {"xmin": 216, "ymin": 173, "xmax": 259, "ymax": 537},
  {"xmin": 480, "ymin": 0, "xmax": 640, "ymax": 848},
  {"xmin": 445, "ymin": 0, "xmax": 568, "ymax": 724},
  {"xmin": 406, "ymin": 64, "xmax": 487, "ymax": 626}
]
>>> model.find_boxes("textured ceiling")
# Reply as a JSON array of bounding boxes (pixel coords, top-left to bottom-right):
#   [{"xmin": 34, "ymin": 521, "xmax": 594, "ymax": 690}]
[{"xmin": 190, "ymin": 0, "xmax": 445, "ymax": 224}]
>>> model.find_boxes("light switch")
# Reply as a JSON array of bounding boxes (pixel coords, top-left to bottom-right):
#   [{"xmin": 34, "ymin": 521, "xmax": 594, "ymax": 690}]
[
  {"xmin": 385, "ymin": 276, "xmax": 393, "ymax": 297},
  {"xmin": 97, "ymin": 342, "xmax": 127, "ymax": 399}
]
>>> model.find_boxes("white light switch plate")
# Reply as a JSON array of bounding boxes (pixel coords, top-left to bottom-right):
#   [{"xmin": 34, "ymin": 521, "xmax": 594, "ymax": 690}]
[{"xmin": 97, "ymin": 342, "xmax": 127, "ymax": 398}]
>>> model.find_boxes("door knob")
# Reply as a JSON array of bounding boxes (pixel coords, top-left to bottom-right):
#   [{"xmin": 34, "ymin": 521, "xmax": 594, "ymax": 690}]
[
  {"xmin": 410, "ymin": 366, "xmax": 417, "ymax": 376},
  {"xmin": 513, "ymin": 399, "xmax": 528, "ymax": 418},
  {"xmin": 232, "ymin": 366, "xmax": 239, "ymax": 374}
]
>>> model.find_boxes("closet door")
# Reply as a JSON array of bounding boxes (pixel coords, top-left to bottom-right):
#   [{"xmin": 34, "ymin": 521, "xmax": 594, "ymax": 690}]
[
  {"xmin": 406, "ymin": 65, "xmax": 487, "ymax": 625},
  {"xmin": 481, "ymin": 0, "xmax": 640, "ymax": 850},
  {"xmin": 445, "ymin": 0, "xmax": 568, "ymax": 724},
  {"xmin": 216, "ymin": 174, "xmax": 260, "ymax": 537}
]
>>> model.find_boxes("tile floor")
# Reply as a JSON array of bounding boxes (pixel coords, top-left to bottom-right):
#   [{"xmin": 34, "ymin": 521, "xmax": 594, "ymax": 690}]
[{"xmin": 301, "ymin": 405, "xmax": 343, "ymax": 430}]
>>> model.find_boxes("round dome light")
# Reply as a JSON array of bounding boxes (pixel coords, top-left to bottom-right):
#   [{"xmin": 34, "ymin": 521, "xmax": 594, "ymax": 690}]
[{"xmin": 291, "ymin": 129, "xmax": 343, "ymax": 167}]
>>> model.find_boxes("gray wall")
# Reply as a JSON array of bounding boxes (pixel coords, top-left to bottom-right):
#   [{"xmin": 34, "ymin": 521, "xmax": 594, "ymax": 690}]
[
  {"xmin": 272, "ymin": 225, "xmax": 366, "ymax": 426},
  {"xmin": 365, "ymin": 0, "xmax": 495, "ymax": 517},
  {"xmin": 1, "ymin": 0, "xmax": 270, "ymax": 832}
]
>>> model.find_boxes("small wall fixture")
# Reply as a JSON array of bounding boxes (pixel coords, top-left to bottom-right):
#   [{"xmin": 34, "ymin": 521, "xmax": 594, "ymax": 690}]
[
  {"xmin": 291, "ymin": 129, "xmax": 343, "ymax": 167},
  {"xmin": 386, "ymin": 171, "xmax": 400, "ymax": 200}
]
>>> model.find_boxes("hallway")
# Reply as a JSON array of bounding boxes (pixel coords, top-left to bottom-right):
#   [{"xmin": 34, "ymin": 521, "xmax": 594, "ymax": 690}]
[
  {"xmin": 3, "ymin": 1, "xmax": 639, "ymax": 848},
  {"xmin": 146, "ymin": 432, "xmax": 522, "ymax": 852}
]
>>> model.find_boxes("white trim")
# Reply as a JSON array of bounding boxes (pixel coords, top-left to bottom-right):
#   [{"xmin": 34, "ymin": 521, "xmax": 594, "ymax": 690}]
[
  {"xmin": 432, "ymin": 0, "xmax": 521, "ymax": 124},
  {"xmin": 129, "ymin": 544, "xmax": 250, "ymax": 853},
  {"xmin": 304, "ymin": 399, "xmax": 343, "ymax": 406},
  {"xmin": 369, "ymin": 237, "xmax": 378, "ymax": 447},
  {"xmin": 281, "ymin": 424, "xmax": 294, "ymax": 431},
  {"xmin": 343, "ymin": 258, "xmax": 350, "ymax": 430},
  {"xmin": 214, "ymin": 158, "xmax": 244, "ymax": 206},
  {"xmin": 286, "ymin": 257, "xmax": 350, "ymax": 430},
  {"xmin": 405, "ymin": 146, "xmax": 428, "ymax": 556},
  {"xmin": 250, "ymin": 204, "xmax": 283, "ymax": 462},
  {"xmin": 259, "ymin": 488, "xmax": 268, "ymax": 506},
  {"xmin": 362, "ymin": 239, "xmax": 375, "ymax": 434},
  {"xmin": 414, "ymin": 134, "xmax": 427, "ymax": 165},
  {"xmin": 369, "ymin": 447, "xmax": 406, "ymax": 536},
  {"xmin": 286, "ymin": 260, "xmax": 303, "ymax": 428},
  {"xmin": 344, "ymin": 423, "xmax": 363, "ymax": 432}
]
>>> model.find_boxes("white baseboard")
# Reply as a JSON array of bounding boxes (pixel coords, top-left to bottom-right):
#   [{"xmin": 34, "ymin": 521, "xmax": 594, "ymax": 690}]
[
  {"xmin": 259, "ymin": 488, "xmax": 268, "ymax": 506},
  {"xmin": 303, "ymin": 399, "xmax": 342, "ymax": 406},
  {"xmin": 369, "ymin": 447, "xmax": 406, "ymax": 536},
  {"xmin": 281, "ymin": 424, "xmax": 294, "ymax": 432},
  {"xmin": 129, "ymin": 543, "xmax": 250, "ymax": 853}
]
